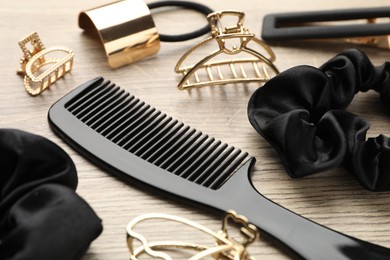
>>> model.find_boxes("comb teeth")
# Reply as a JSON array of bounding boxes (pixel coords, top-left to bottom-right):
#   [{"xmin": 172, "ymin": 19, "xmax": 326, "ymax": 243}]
[{"xmin": 65, "ymin": 80, "xmax": 250, "ymax": 190}]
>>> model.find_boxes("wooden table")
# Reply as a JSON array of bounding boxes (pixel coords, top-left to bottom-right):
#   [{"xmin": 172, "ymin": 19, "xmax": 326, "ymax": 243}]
[{"xmin": 1, "ymin": 1, "xmax": 389, "ymax": 259}]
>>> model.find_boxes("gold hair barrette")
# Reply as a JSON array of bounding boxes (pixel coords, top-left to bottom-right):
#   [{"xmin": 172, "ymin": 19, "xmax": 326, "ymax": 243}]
[
  {"xmin": 17, "ymin": 32, "xmax": 74, "ymax": 96},
  {"xmin": 175, "ymin": 10, "xmax": 279, "ymax": 90},
  {"xmin": 127, "ymin": 210, "xmax": 259, "ymax": 259}
]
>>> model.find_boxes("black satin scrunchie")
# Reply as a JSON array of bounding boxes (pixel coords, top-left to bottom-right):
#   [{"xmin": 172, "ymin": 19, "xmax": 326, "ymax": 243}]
[
  {"xmin": 248, "ymin": 49, "xmax": 390, "ymax": 191},
  {"xmin": 0, "ymin": 129, "xmax": 103, "ymax": 260}
]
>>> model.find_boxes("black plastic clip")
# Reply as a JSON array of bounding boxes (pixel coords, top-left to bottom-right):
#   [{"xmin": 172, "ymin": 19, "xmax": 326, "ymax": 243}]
[{"xmin": 261, "ymin": 7, "xmax": 390, "ymax": 48}]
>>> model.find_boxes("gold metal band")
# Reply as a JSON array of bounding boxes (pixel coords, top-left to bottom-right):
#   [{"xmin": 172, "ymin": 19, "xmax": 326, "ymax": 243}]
[{"xmin": 79, "ymin": 0, "xmax": 160, "ymax": 68}]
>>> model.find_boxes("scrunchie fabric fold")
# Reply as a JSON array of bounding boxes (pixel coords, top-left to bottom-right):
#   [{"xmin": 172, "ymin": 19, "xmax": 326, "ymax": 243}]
[
  {"xmin": 0, "ymin": 129, "xmax": 102, "ymax": 260},
  {"xmin": 248, "ymin": 49, "xmax": 390, "ymax": 191}
]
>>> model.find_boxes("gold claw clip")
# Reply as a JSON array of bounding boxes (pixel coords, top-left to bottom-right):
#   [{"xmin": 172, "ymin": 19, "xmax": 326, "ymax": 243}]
[
  {"xmin": 17, "ymin": 32, "xmax": 74, "ymax": 96},
  {"xmin": 78, "ymin": 0, "xmax": 160, "ymax": 69},
  {"xmin": 175, "ymin": 10, "xmax": 279, "ymax": 90},
  {"xmin": 126, "ymin": 210, "xmax": 259, "ymax": 260}
]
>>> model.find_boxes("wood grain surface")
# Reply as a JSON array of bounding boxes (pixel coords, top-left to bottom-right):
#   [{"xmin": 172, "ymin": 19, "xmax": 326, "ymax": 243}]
[{"xmin": 1, "ymin": 1, "xmax": 389, "ymax": 259}]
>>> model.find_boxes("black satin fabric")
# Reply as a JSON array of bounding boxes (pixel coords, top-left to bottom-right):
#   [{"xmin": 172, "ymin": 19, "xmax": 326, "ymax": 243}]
[
  {"xmin": 248, "ymin": 49, "xmax": 390, "ymax": 191},
  {"xmin": 0, "ymin": 129, "xmax": 103, "ymax": 260}
]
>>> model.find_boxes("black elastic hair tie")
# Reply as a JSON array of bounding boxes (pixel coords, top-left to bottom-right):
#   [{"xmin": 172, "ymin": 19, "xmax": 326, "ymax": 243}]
[
  {"xmin": 0, "ymin": 129, "xmax": 102, "ymax": 260},
  {"xmin": 147, "ymin": 1, "xmax": 214, "ymax": 42},
  {"xmin": 248, "ymin": 49, "xmax": 390, "ymax": 191}
]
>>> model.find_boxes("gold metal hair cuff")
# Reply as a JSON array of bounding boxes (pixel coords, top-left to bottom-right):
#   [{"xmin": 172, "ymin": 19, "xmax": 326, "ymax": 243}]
[{"xmin": 79, "ymin": 0, "xmax": 160, "ymax": 68}]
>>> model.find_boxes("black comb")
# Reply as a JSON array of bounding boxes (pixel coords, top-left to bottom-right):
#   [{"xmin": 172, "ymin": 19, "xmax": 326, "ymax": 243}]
[{"xmin": 48, "ymin": 77, "xmax": 390, "ymax": 260}]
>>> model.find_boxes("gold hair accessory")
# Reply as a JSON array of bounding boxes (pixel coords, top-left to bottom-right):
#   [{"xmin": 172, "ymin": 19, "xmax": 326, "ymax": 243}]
[
  {"xmin": 126, "ymin": 210, "xmax": 259, "ymax": 259},
  {"xmin": 175, "ymin": 10, "xmax": 279, "ymax": 90},
  {"xmin": 79, "ymin": 0, "xmax": 160, "ymax": 69},
  {"xmin": 17, "ymin": 32, "xmax": 74, "ymax": 96}
]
